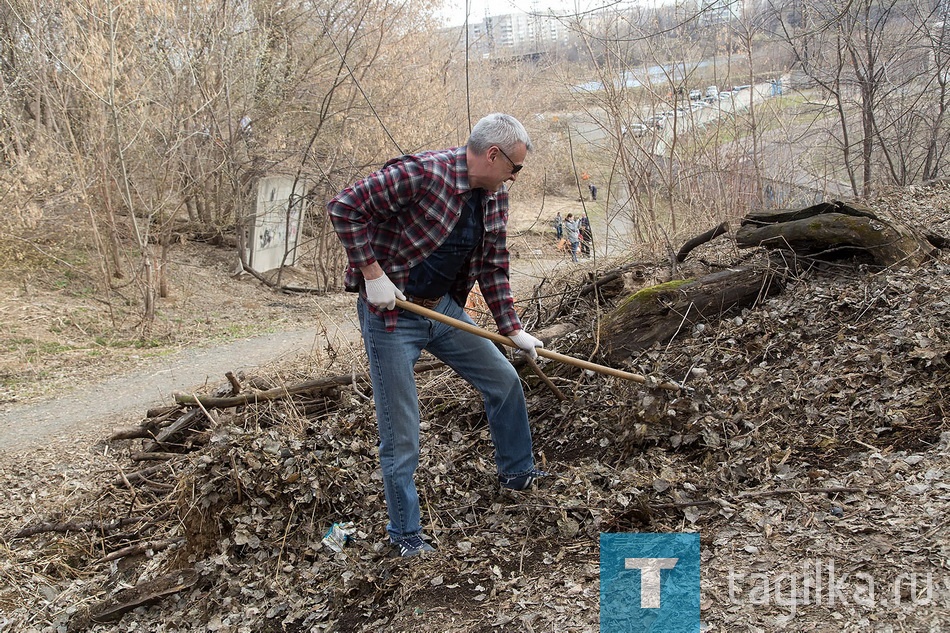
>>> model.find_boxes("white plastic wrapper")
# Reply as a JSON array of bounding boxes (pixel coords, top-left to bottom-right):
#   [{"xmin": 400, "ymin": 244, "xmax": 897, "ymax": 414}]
[{"xmin": 321, "ymin": 521, "xmax": 356, "ymax": 552}]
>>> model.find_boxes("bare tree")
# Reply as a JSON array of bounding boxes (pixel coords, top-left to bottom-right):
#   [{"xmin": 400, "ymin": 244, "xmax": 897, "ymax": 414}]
[{"xmin": 770, "ymin": 0, "xmax": 949, "ymax": 194}]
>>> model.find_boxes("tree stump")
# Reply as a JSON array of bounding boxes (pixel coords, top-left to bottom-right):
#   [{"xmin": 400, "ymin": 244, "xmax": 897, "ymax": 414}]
[
  {"xmin": 735, "ymin": 200, "xmax": 935, "ymax": 267},
  {"xmin": 601, "ymin": 266, "xmax": 785, "ymax": 363}
]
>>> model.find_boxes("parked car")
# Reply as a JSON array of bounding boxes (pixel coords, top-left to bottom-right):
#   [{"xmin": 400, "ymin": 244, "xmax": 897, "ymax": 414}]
[
  {"xmin": 647, "ymin": 115, "xmax": 666, "ymax": 129},
  {"xmin": 705, "ymin": 85, "xmax": 719, "ymax": 98},
  {"xmin": 688, "ymin": 89, "xmax": 702, "ymax": 101},
  {"xmin": 623, "ymin": 123, "xmax": 649, "ymax": 137},
  {"xmin": 719, "ymin": 91, "xmax": 732, "ymax": 100}
]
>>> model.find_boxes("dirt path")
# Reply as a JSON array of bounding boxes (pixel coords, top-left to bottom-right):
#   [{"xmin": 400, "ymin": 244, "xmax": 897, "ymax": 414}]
[
  {"xmin": 0, "ymin": 325, "xmax": 356, "ymax": 454},
  {"xmin": 0, "ymin": 254, "xmax": 577, "ymax": 455}
]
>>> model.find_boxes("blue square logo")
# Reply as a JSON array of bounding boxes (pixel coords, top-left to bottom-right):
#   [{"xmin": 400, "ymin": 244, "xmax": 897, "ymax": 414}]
[{"xmin": 600, "ymin": 532, "xmax": 700, "ymax": 633}]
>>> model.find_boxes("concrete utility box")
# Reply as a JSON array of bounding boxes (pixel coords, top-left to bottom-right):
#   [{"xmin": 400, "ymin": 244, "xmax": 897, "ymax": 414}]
[{"xmin": 245, "ymin": 175, "xmax": 306, "ymax": 273}]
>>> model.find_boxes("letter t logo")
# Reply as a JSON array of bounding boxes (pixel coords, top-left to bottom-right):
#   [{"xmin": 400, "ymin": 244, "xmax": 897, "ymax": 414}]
[{"xmin": 624, "ymin": 558, "xmax": 679, "ymax": 608}]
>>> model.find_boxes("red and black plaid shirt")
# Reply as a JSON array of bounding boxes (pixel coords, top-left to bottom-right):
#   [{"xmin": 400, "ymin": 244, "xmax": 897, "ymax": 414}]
[{"xmin": 327, "ymin": 147, "xmax": 522, "ymax": 334}]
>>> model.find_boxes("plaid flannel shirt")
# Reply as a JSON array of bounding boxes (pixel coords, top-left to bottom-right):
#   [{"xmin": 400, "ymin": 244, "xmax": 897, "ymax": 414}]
[{"xmin": 327, "ymin": 147, "xmax": 522, "ymax": 334}]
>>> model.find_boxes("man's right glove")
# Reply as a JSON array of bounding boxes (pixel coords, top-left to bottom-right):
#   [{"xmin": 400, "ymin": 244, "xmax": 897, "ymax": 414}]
[
  {"xmin": 364, "ymin": 272, "xmax": 406, "ymax": 310},
  {"xmin": 509, "ymin": 330, "xmax": 544, "ymax": 360}
]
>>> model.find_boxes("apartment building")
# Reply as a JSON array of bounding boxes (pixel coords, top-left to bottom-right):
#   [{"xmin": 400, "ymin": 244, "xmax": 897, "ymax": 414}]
[{"xmin": 463, "ymin": 10, "xmax": 573, "ymax": 55}]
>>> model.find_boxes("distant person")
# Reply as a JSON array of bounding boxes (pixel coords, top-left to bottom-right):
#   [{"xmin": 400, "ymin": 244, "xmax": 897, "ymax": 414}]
[
  {"xmin": 238, "ymin": 115, "xmax": 253, "ymax": 143},
  {"xmin": 579, "ymin": 213, "xmax": 592, "ymax": 258},
  {"xmin": 327, "ymin": 113, "xmax": 549, "ymax": 558},
  {"xmin": 588, "ymin": 184, "xmax": 597, "ymax": 201},
  {"xmin": 563, "ymin": 213, "xmax": 580, "ymax": 262},
  {"xmin": 553, "ymin": 212, "xmax": 563, "ymax": 239}
]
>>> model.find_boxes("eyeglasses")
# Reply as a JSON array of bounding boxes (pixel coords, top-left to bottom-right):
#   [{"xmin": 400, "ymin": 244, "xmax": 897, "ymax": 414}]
[{"xmin": 495, "ymin": 146, "xmax": 523, "ymax": 174}]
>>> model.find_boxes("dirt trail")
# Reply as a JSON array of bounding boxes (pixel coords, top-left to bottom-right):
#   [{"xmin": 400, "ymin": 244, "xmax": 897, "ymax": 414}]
[
  {"xmin": 0, "ymin": 255, "xmax": 573, "ymax": 455},
  {"xmin": 0, "ymin": 327, "xmax": 344, "ymax": 453}
]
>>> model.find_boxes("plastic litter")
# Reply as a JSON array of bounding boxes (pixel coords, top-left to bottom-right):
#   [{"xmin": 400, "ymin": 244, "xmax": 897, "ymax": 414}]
[{"xmin": 321, "ymin": 521, "xmax": 356, "ymax": 552}]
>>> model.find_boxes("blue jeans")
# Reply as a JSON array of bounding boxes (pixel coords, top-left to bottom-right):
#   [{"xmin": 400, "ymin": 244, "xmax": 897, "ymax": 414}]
[{"xmin": 358, "ymin": 296, "xmax": 535, "ymax": 540}]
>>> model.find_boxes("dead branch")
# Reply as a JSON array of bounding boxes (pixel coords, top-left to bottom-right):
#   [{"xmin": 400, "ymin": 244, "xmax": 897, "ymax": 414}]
[
  {"xmin": 145, "ymin": 406, "xmax": 180, "ymax": 420},
  {"xmin": 110, "ymin": 427, "xmax": 155, "ymax": 441},
  {"xmin": 676, "ymin": 221, "xmax": 730, "ymax": 262},
  {"xmin": 14, "ymin": 516, "xmax": 144, "ymax": 539},
  {"xmin": 131, "ymin": 452, "xmax": 181, "ymax": 462},
  {"xmin": 225, "ymin": 371, "xmax": 242, "ymax": 395},
  {"xmin": 577, "ymin": 260, "xmax": 652, "ymax": 298},
  {"xmin": 96, "ymin": 537, "xmax": 186, "ymax": 564},
  {"xmin": 173, "ymin": 361, "xmax": 445, "ymax": 409},
  {"xmin": 142, "ymin": 408, "xmax": 204, "ymax": 452},
  {"xmin": 68, "ymin": 569, "xmax": 199, "ymax": 631},
  {"xmin": 114, "ymin": 463, "xmax": 170, "ymax": 487},
  {"xmin": 652, "ymin": 486, "xmax": 866, "ymax": 510}
]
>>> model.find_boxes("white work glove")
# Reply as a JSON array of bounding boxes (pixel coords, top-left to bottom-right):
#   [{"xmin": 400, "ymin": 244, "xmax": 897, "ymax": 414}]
[
  {"xmin": 509, "ymin": 330, "xmax": 544, "ymax": 360},
  {"xmin": 364, "ymin": 272, "xmax": 406, "ymax": 310}
]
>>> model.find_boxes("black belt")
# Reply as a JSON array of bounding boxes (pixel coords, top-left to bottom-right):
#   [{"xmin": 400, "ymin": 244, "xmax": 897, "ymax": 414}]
[{"xmin": 406, "ymin": 295, "xmax": 443, "ymax": 309}]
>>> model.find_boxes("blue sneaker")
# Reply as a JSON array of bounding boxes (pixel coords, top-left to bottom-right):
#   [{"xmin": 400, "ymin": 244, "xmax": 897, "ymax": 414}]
[
  {"xmin": 499, "ymin": 468, "xmax": 550, "ymax": 491},
  {"xmin": 391, "ymin": 533, "xmax": 435, "ymax": 557}
]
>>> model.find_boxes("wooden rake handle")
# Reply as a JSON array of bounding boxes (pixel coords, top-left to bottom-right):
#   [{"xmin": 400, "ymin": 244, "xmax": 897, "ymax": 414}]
[{"xmin": 394, "ymin": 299, "xmax": 681, "ymax": 391}]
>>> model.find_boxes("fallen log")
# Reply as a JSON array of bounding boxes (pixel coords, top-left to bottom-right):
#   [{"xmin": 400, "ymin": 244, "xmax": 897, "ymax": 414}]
[
  {"xmin": 601, "ymin": 265, "xmax": 785, "ymax": 363},
  {"xmin": 736, "ymin": 200, "xmax": 935, "ymax": 267}
]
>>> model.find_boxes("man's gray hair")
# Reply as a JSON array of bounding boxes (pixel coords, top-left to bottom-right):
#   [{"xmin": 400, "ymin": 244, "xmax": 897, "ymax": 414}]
[{"xmin": 468, "ymin": 113, "xmax": 533, "ymax": 154}]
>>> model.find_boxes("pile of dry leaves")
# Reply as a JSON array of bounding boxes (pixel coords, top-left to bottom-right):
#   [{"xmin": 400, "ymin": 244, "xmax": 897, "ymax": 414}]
[{"xmin": 1, "ymin": 183, "xmax": 948, "ymax": 632}]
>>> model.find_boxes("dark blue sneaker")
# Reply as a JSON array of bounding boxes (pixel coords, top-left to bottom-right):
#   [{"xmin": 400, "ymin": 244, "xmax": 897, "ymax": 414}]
[
  {"xmin": 391, "ymin": 533, "xmax": 435, "ymax": 557},
  {"xmin": 499, "ymin": 468, "xmax": 551, "ymax": 491}
]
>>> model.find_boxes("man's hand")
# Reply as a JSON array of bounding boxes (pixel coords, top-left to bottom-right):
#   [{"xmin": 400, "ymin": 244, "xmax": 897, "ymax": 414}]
[
  {"xmin": 364, "ymin": 271, "xmax": 405, "ymax": 310},
  {"xmin": 509, "ymin": 330, "xmax": 543, "ymax": 360}
]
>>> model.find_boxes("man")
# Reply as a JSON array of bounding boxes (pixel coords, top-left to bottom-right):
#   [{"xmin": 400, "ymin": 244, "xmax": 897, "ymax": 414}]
[
  {"xmin": 327, "ymin": 113, "xmax": 548, "ymax": 558},
  {"xmin": 563, "ymin": 213, "xmax": 580, "ymax": 262},
  {"xmin": 579, "ymin": 213, "xmax": 592, "ymax": 258}
]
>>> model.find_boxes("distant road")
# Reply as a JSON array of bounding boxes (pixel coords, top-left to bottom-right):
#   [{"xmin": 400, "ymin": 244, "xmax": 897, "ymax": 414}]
[{"xmin": 565, "ymin": 81, "xmax": 775, "ymax": 155}]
